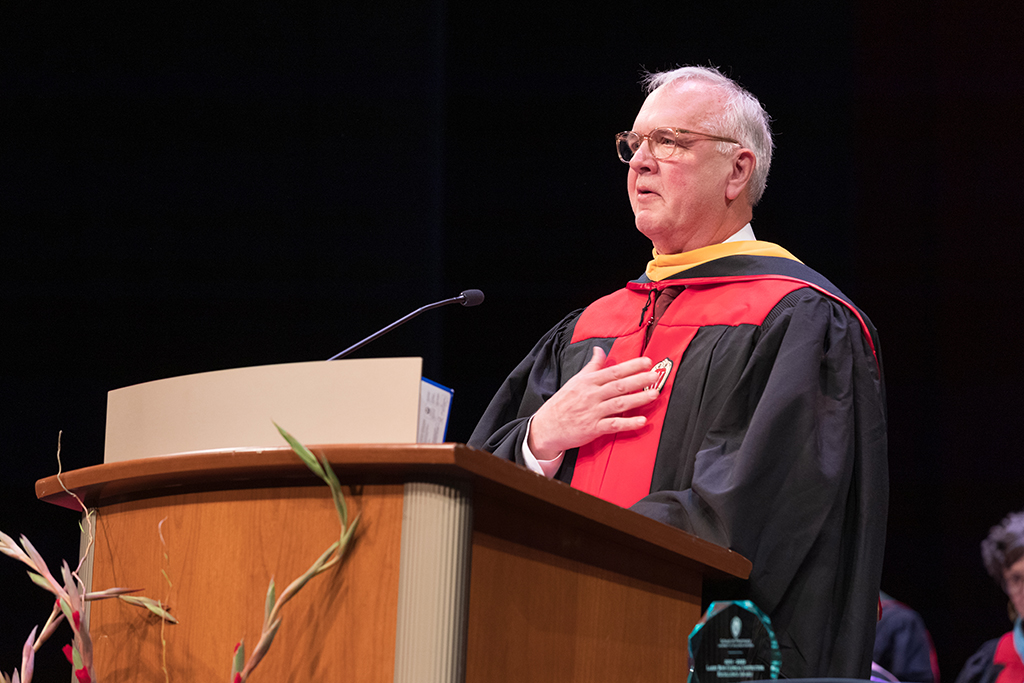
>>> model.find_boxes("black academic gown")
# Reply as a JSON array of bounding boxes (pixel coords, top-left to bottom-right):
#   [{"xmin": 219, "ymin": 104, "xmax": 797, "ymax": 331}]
[
  {"xmin": 469, "ymin": 254, "xmax": 889, "ymax": 679},
  {"xmin": 956, "ymin": 638, "xmax": 1002, "ymax": 683}
]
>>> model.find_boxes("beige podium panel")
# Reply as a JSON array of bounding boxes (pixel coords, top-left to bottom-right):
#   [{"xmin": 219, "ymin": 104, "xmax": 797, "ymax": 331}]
[{"xmin": 103, "ymin": 358, "xmax": 425, "ymax": 463}]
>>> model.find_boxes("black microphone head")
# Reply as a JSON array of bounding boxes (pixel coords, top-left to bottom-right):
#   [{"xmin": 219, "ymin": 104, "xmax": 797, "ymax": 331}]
[{"xmin": 459, "ymin": 289, "xmax": 485, "ymax": 307}]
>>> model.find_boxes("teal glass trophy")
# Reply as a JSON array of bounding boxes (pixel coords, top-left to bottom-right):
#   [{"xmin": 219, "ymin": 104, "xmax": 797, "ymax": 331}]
[{"xmin": 687, "ymin": 600, "xmax": 782, "ymax": 683}]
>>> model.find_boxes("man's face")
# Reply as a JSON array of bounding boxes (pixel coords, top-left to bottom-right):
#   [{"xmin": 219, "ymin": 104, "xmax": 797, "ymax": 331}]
[{"xmin": 627, "ymin": 81, "xmax": 739, "ymax": 254}]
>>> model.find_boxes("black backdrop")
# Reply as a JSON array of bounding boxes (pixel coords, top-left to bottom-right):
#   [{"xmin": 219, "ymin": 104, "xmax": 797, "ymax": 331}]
[{"xmin": 3, "ymin": 0, "xmax": 1022, "ymax": 679}]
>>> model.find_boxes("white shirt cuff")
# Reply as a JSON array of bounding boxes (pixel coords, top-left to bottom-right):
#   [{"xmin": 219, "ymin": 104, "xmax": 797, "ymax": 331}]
[{"xmin": 522, "ymin": 416, "xmax": 564, "ymax": 479}]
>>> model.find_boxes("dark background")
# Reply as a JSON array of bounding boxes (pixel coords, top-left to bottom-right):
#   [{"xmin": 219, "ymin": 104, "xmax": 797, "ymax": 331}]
[{"xmin": 2, "ymin": 0, "xmax": 1022, "ymax": 679}]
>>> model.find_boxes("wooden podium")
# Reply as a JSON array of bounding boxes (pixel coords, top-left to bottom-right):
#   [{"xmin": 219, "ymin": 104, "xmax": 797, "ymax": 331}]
[{"xmin": 37, "ymin": 443, "xmax": 750, "ymax": 682}]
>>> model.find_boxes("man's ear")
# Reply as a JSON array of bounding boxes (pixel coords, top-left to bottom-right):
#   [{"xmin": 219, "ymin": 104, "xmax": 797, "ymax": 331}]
[{"xmin": 725, "ymin": 149, "xmax": 756, "ymax": 202}]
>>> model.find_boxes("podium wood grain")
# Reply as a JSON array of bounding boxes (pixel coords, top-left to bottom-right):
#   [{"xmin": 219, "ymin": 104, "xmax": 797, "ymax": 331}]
[
  {"xmin": 38, "ymin": 444, "xmax": 749, "ymax": 682},
  {"xmin": 463, "ymin": 479, "xmax": 702, "ymax": 682},
  {"xmin": 88, "ymin": 484, "xmax": 403, "ymax": 682}
]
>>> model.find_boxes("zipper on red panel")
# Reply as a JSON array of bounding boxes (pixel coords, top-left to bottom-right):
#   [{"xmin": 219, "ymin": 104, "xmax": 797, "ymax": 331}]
[{"xmin": 639, "ymin": 289, "xmax": 659, "ymax": 353}]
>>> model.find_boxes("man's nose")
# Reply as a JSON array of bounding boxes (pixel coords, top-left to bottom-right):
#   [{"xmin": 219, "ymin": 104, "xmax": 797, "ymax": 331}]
[{"xmin": 628, "ymin": 140, "xmax": 657, "ymax": 173}]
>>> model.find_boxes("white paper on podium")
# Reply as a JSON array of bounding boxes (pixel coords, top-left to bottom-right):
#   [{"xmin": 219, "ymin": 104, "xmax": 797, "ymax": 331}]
[{"xmin": 104, "ymin": 358, "xmax": 438, "ymax": 463}]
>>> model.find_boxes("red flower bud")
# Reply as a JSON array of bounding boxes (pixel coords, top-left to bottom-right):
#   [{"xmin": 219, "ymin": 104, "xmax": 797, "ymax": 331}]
[
  {"xmin": 233, "ymin": 674, "xmax": 242, "ymax": 683},
  {"xmin": 72, "ymin": 610, "xmax": 82, "ymax": 630},
  {"xmin": 75, "ymin": 668, "xmax": 92, "ymax": 683},
  {"xmin": 62, "ymin": 644, "xmax": 74, "ymax": 664}
]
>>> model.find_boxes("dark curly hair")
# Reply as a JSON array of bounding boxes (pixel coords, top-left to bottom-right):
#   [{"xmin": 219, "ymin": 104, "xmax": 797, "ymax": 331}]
[{"xmin": 981, "ymin": 509, "xmax": 1024, "ymax": 590}]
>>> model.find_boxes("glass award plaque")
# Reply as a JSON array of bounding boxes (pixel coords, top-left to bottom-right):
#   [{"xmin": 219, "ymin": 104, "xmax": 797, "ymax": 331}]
[{"xmin": 687, "ymin": 600, "xmax": 782, "ymax": 683}]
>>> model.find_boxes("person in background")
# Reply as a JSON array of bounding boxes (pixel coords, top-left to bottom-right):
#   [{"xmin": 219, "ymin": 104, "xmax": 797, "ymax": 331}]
[
  {"xmin": 955, "ymin": 509, "xmax": 1024, "ymax": 683},
  {"xmin": 874, "ymin": 591, "xmax": 940, "ymax": 682}
]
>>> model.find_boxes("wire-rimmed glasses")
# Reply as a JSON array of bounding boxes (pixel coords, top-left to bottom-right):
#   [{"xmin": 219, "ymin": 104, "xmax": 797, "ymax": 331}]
[{"xmin": 615, "ymin": 127, "xmax": 740, "ymax": 163}]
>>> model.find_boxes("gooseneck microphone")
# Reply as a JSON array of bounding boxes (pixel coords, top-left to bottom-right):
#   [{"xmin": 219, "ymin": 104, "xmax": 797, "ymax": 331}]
[{"xmin": 327, "ymin": 289, "xmax": 485, "ymax": 361}]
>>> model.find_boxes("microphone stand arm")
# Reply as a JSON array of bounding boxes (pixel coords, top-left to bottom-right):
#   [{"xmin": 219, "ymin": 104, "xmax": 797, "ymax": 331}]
[{"xmin": 326, "ymin": 295, "xmax": 464, "ymax": 361}]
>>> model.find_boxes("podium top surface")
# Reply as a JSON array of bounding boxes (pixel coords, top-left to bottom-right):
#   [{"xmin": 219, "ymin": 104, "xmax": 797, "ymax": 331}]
[{"xmin": 36, "ymin": 443, "xmax": 751, "ymax": 581}]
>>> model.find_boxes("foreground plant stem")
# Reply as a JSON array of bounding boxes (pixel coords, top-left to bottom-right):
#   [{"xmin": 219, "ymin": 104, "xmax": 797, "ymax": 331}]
[{"xmin": 229, "ymin": 424, "xmax": 361, "ymax": 683}]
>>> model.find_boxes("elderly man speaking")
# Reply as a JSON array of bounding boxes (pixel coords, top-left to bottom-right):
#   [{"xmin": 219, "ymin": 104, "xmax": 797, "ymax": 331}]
[{"xmin": 469, "ymin": 65, "xmax": 888, "ymax": 679}]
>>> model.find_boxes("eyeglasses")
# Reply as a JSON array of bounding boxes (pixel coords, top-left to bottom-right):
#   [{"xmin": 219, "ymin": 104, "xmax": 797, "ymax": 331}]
[{"xmin": 615, "ymin": 127, "xmax": 741, "ymax": 163}]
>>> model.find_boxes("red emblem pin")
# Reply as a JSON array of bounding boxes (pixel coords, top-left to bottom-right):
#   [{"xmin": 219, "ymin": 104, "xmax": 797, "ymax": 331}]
[{"xmin": 646, "ymin": 358, "xmax": 673, "ymax": 392}]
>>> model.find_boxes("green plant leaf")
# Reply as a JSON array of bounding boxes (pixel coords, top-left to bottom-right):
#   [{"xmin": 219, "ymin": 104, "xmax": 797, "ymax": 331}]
[
  {"xmin": 27, "ymin": 571, "xmax": 51, "ymax": 592},
  {"xmin": 274, "ymin": 423, "xmax": 327, "ymax": 482},
  {"xmin": 264, "ymin": 579, "xmax": 276, "ymax": 625},
  {"xmin": 77, "ymin": 513, "xmax": 94, "ymax": 535},
  {"xmin": 232, "ymin": 639, "xmax": 245, "ymax": 676},
  {"xmin": 318, "ymin": 453, "xmax": 348, "ymax": 527},
  {"xmin": 243, "ymin": 618, "xmax": 282, "ymax": 679},
  {"xmin": 119, "ymin": 595, "xmax": 179, "ymax": 624},
  {"xmin": 59, "ymin": 596, "xmax": 74, "ymax": 623},
  {"xmin": 283, "ymin": 542, "xmax": 338, "ymax": 596},
  {"xmin": 237, "ymin": 425, "xmax": 362, "ymax": 683},
  {"xmin": 19, "ymin": 536, "xmax": 58, "ymax": 592},
  {"xmin": 339, "ymin": 513, "xmax": 361, "ymax": 553},
  {"xmin": 84, "ymin": 587, "xmax": 138, "ymax": 601}
]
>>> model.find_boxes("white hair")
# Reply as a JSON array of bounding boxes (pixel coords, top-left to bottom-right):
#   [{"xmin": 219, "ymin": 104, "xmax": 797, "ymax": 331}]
[
  {"xmin": 642, "ymin": 66, "xmax": 774, "ymax": 206},
  {"xmin": 982, "ymin": 509, "xmax": 1024, "ymax": 591}
]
